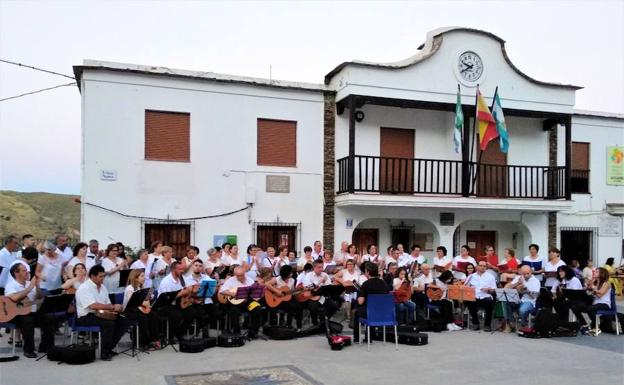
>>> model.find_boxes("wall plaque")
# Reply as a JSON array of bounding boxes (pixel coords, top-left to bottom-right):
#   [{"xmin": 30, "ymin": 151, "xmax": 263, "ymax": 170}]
[{"xmin": 266, "ymin": 175, "xmax": 290, "ymax": 193}]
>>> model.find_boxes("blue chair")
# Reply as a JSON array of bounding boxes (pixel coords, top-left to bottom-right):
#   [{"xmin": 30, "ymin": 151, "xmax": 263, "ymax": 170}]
[
  {"xmin": 359, "ymin": 294, "xmax": 398, "ymax": 351},
  {"xmin": 0, "ymin": 322, "xmax": 17, "ymax": 357},
  {"xmin": 595, "ymin": 284, "xmax": 620, "ymax": 336},
  {"xmin": 69, "ymin": 314, "xmax": 102, "ymax": 358}
]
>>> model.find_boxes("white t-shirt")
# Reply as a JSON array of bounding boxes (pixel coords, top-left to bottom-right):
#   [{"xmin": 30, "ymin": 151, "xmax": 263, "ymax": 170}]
[
  {"xmin": 413, "ymin": 271, "xmax": 434, "ymax": 289},
  {"xmin": 204, "ymin": 258, "xmax": 223, "ymax": 275},
  {"xmin": 39, "ymin": 254, "xmax": 64, "ymax": 290},
  {"xmin": 334, "ymin": 251, "xmax": 348, "ymax": 265},
  {"xmin": 67, "ymin": 256, "xmax": 95, "ymax": 274},
  {"xmin": 452, "ymin": 256, "xmax": 477, "ymax": 281},
  {"xmin": 158, "ymin": 273, "xmax": 184, "ymax": 295},
  {"xmin": 101, "ymin": 257, "xmax": 125, "ymax": 294},
  {"xmin": 122, "ymin": 284, "xmax": 137, "ymax": 310},
  {"xmin": 297, "ymin": 256, "xmax": 316, "ymax": 270},
  {"xmin": 275, "ymin": 276, "xmax": 295, "ymax": 291},
  {"xmin": 262, "ymin": 256, "xmax": 286, "ymax": 276},
  {"xmin": 464, "ymin": 272, "xmax": 496, "ymax": 300},
  {"xmin": 511, "ymin": 275, "xmax": 541, "ymax": 305},
  {"xmin": 224, "ymin": 254, "xmax": 244, "ymax": 267},
  {"xmin": 432, "ymin": 255, "xmax": 452, "ymax": 278},
  {"xmin": 593, "ymin": 284, "xmax": 612, "ymax": 307},
  {"xmin": 296, "ymin": 271, "xmax": 309, "ymax": 286},
  {"xmin": 219, "ymin": 275, "xmax": 255, "ymax": 294},
  {"xmin": 303, "ymin": 272, "xmax": 331, "ymax": 287},
  {"xmin": 551, "ymin": 276, "xmax": 583, "ymax": 293},
  {"xmin": 75, "ymin": 278, "xmax": 111, "ymax": 318},
  {"xmin": 130, "ymin": 259, "xmax": 153, "ymax": 288},
  {"xmin": 184, "ymin": 272, "xmax": 215, "ymax": 304},
  {"xmin": 4, "ymin": 279, "xmax": 37, "ymax": 312},
  {"xmin": 544, "ymin": 259, "xmax": 566, "ymax": 288},
  {"xmin": 384, "ymin": 256, "xmax": 397, "ymax": 268},
  {"xmin": 0, "ymin": 247, "xmax": 18, "ymax": 288},
  {"xmin": 311, "ymin": 250, "xmax": 324, "ymax": 260},
  {"xmin": 361, "ymin": 254, "xmax": 380, "ymax": 263},
  {"xmin": 56, "ymin": 246, "xmax": 74, "ymax": 264},
  {"xmin": 397, "ymin": 255, "xmax": 416, "ymax": 269}
]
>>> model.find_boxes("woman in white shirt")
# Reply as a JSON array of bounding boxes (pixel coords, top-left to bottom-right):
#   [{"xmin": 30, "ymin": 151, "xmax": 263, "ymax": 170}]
[
  {"xmin": 432, "ymin": 246, "xmax": 452, "ymax": 278},
  {"xmin": 101, "ymin": 243, "xmax": 128, "ymax": 294},
  {"xmin": 61, "ymin": 263, "xmax": 87, "ymax": 292},
  {"xmin": 544, "ymin": 247, "xmax": 567, "ymax": 288},
  {"xmin": 224, "ymin": 245, "xmax": 244, "ymax": 267},
  {"xmin": 452, "ymin": 245, "xmax": 476, "ymax": 281},
  {"xmin": 66, "ymin": 242, "xmax": 95, "ymax": 279},
  {"xmin": 572, "ymin": 267, "xmax": 612, "ymax": 335},
  {"xmin": 122, "ymin": 269, "xmax": 161, "ymax": 350},
  {"xmin": 38, "ymin": 240, "xmax": 64, "ymax": 294},
  {"xmin": 151, "ymin": 246, "xmax": 174, "ymax": 291},
  {"xmin": 522, "ymin": 244, "xmax": 545, "ymax": 281},
  {"xmin": 181, "ymin": 246, "xmax": 200, "ymax": 273}
]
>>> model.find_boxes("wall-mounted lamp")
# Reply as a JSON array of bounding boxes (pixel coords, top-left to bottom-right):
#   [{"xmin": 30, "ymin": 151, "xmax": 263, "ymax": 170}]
[{"xmin": 355, "ymin": 110, "xmax": 365, "ymax": 122}]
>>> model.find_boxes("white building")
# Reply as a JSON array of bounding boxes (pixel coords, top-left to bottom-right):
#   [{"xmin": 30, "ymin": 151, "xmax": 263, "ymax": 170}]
[{"xmin": 75, "ymin": 27, "xmax": 623, "ymax": 266}]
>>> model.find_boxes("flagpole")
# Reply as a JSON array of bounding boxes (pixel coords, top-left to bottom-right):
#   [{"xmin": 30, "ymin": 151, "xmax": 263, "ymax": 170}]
[{"xmin": 471, "ymin": 86, "xmax": 498, "ymax": 193}]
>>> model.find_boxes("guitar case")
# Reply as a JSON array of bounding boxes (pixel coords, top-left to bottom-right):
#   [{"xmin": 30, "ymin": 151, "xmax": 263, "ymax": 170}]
[
  {"xmin": 371, "ymin": 328, "xmax": 429, "ymax": 346},
  {"xmin": 179, "ymin": 337, "xmax": 205, "ymax": 353},
  {"xmin": 324, "ymin": 317, "xmax": 351, "ymax": 351},
  {"xmin": 263, "ymin": 325, "xmax": 298, "ymax": 340},
  {"xmin": 217, "ymin": 332, "xmax": 246, "ymax": 347},
  {"xmin": 48, "ymin": 344, "xmax": 96, "ymax": 364},
  {"xmin": 296, "ymin": 324, "xmax": 323, "ymax": 338}
]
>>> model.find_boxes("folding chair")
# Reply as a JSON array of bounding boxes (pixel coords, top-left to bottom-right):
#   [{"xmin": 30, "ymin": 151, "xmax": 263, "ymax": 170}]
[
  {"xmin": 359, "ymin": 294, "xmax": 398, "ymax": 351},
  {"xmin": 595, "ymin": 284, "xmax": 620, "ymax": 336}
]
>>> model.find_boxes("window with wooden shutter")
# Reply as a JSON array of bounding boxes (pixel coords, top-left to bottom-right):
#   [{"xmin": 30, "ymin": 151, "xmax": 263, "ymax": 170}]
[
  {"xmin": 571, "ymin": 142, "xmax": 590, "ymax": 193},
  {"xmin": 257, "ymin": 118, "xmax": 297, "ymax": 167},
  {"xmin": 145, "ymin": 110, "xmax": 190, "ymax": 162}
]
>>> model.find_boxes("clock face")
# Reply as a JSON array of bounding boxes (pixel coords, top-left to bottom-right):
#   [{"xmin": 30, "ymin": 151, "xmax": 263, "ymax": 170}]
[{"xmin": 458, "ymin": 51, "xmax": 483, "ymax": 82}]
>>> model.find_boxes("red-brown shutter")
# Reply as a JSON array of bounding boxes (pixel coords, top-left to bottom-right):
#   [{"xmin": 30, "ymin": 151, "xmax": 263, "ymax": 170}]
[
  {"xmin": 145, "ymin": 110, "xmax": 190, "ymax": 162},
  {"xmin": 257, "ymin": 119, "xmax": 297, "ymax": 167},
  {"xmin": 572, "ymin": 142, "xmax": 589, "ymax": 170}
]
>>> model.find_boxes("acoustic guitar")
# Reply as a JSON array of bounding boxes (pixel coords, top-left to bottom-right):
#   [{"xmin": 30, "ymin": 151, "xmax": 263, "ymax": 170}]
[
  {"xmin": 294, "ymin": 285, "xmax": 321, "ymax": 303},
  {"xmin": 216, "ymin": 291, "xmax": 245, "ymax": 305},
  {"xmin": 264, "ymin": 286, "xmax": 313, "ymax": 308},
  {"xmin": 178, "ymin": 284, "xmax": 200, "ymax": 309},
  {"xmin": 0, "ymin": 296, "xmax": 37, "ymax": 323}
]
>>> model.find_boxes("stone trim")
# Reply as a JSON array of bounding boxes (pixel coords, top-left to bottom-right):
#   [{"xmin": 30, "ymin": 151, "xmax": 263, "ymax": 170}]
[{"xmin": 323, "ymin": 92, "xmax": 336, "ymax": 250}]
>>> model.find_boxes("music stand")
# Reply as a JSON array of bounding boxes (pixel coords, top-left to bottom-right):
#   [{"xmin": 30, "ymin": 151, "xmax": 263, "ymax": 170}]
[
  {"xmin": 36, "ymin": 294, "xmax": 75, "ymax": 361},
  {"xmin": 495, "ymin": 288, "xmax": 520, "ymax": 304},
  {"xmin": 152, "ymin": 290, "xmax": 181, "ymax": 352},
  {"xmin": 317, "ymin": 284, "xmax": 345, "ymax": 300},
  {"xmin": 124, "ymin": 288, "xmax": 150, "ymax": 313},
  {"xmin": 562, "ymin": 289, "xmax": 592, "ymax": 305}
]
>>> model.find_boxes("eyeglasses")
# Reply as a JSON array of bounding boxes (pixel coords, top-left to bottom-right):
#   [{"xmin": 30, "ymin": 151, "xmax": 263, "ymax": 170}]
[{"xmin": 110, "ymin": 249, "xmax": 119, "ymax": 252}]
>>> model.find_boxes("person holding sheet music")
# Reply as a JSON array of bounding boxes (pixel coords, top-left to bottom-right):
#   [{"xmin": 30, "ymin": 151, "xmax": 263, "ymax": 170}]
[
  {"xmin": 301, "ymin": 260, "xmax": 339, "ymax": 324},
  {"xmin": 101, "ymin": 243, "xmax": 128, "ymax": 294},
  {"xmin": 499, "ymin": 248, "xmax": 520, "ymax": 283},
  {"xmin": 123, "ymin": 269, "xmax": 161, "ymax": 350},
  {"xmin": 183, "ymin": 259, "xmax": 216, "ymax": 338},
  {"xmin": 360, "ymin": 244, "xmax": 383, "ymax": 271},
  {"xmin": 544, "ymin": 247, "xmax": 566, "ymax": 289},
  {"xmin": 297, "ymin": 246, "xmax": 316, "ymax": 272},
  {"xmin": 393, "ymin": 268, "xmax": 416, "ymax": 325},
  {"xmin": 219, "ymin": 266, "xmax": 262, "ymax": 338},
  {"xmin": 75, "ymin": 265, "xmax": 128, "ymax": 361},
  {"xmin": 156, "ymin": 261, "xmax": 199, "ymax": 343},
  {"xmin": 224, "ymin": 244, "xmax": 245, "ymax": 267},
  {"xmin": 130, "ymin": 249, "xmax": 154, "ymax": 288},
  {"xmin": 321, "ymin": 251, "xmax": 337, "ymax": 272},
  {"xmin": 552, "ymin": 265, "xmax": 584, "ymax": 321},
  {"xmin": 384, "ymin": 246, "xmax": 397, "ymax": 268},
  {"xmin": 465, "ymin": 261, "xmax": 497, "ymax": 331},
  {"xmin": 522, "ymin": 244, "xmax": 544, "ymax": 282},
  {"xmin": 452, "ymin": 245, "xmax": 476, "ymax": 281},
  {"xmin": 500, "ymin": 265, "xmax": 540, "ymax": 332},
  {"xmin": 433, "ymin": 246, "xmax": 452, "ymax": 279}
]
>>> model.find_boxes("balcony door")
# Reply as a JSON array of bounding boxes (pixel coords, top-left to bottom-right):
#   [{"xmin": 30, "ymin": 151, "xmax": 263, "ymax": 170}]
[
  {"xmin": 380, "ymin": 127, "xmax": 414, "ymax": 192},
  {"xmin": 476, "ymin": 144, "xmax": 507, "ymax": 197}
]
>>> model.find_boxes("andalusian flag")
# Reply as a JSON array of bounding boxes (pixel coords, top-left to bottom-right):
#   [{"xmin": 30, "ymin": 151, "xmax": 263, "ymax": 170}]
[
  {"xmin": 492, "ymin": 91, "xmax": 509, "ymax": 153},
  {"xmin": 454, "ymin": 85, "xmax": 463, "ymax": 153},
  {"xmin": 476, "ymin": 88, "xmax": 498, "ymax": 151}
]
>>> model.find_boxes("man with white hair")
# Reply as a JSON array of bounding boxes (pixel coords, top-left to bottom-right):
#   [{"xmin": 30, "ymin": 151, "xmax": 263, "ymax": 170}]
[{"xmin": 500, "ymin": 265, "xmax": 540, "ymax": 332}]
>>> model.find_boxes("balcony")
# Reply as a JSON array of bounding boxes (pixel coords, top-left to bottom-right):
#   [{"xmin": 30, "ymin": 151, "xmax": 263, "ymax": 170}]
[{"xmin": 337, "ymin": 155, "xmax": 568, "ymax": 200}]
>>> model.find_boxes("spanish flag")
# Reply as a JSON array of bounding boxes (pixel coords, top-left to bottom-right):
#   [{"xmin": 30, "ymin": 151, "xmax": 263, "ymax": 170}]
[{"xmin": 476, "ymin": 88, "xmax": 498, "ymax": 151}]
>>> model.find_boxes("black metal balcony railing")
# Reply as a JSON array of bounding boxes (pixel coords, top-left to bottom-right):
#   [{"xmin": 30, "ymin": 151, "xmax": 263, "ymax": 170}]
[{"xmin": 337, "ymin": 155, "xmax": 568, "ymax": 199}]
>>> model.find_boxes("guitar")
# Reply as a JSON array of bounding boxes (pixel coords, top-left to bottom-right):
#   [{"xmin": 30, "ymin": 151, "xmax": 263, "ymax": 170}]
[
  {"xmin": 0, "ymin": 296, "xmax": 38, "ymax": 323},
  {"xmin": 294, "ymin": 285, "xmax": 321, "ymax": 303},
  {"xmin": 95, "ymin": 309, "xmax": 119, "ymax": 321},
  {"xmin": 216, "ymin": 291, "xmax": 245, "ymax": 305},
  {"xmin": 178, "ymin": 284, "xmax": 199, "ymax": 309},
  {"xmin": 138, "ymin": 288, "xmax": 154, "ymax": 314},
  {"xmin": 264, "ymin": 285, "xmax": 311, "ymax": 308}
]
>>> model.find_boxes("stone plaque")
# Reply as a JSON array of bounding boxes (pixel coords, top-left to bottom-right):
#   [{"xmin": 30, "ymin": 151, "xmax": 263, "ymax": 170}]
[{"xmin": 266, "ymin": 175, "xmax": 290, "ymax": 193}]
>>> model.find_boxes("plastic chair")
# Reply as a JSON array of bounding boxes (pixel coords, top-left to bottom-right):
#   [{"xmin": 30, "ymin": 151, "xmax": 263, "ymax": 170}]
[
  {"xmin": 0, "ymin": 323, "xmax": 17, "ymax": 356},
  {"xmin": 69, "ymin": 314, "xmax": 102, "ymax": 358},
  {"xmin": 359, "ymin": 294, "xmax": 398, "ymax": 351},
  {"xmin": 595, "ymin": 284, "xmax": 620, "ymax": 336}
]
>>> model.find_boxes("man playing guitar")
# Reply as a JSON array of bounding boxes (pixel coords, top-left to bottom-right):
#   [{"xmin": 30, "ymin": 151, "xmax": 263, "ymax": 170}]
[
  {"xmin": 75, "ymin": 265, "xmax": 129, "ymax": 361},
  {"xmin": 218, "ymin": 266, "xmax": 262, "ymax": 339},
  {"xmin": 184, "ymin": 259, "xmax": 217, "ymax": 338},
  {"xmin": 263, "ymin": 265, "xmax": 303, "ymax": 330},
  {"xmin": 299, "ymin": 260, "xmax": 339, "ymax": 325},
  {"xmin": 156, "ymin": 261, "xmax": 199, "ymax": 344}
]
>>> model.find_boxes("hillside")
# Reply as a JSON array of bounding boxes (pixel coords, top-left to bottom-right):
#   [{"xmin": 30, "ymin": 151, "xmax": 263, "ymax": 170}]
[{"xmin": 0, "ymin": 190, "xmax": 80, "ymax": 240}]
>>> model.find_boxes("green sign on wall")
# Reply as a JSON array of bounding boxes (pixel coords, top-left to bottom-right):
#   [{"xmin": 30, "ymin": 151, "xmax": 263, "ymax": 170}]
[{"xmin": 606, "ymin": 146, "xmax": 624, "ymax": 185}]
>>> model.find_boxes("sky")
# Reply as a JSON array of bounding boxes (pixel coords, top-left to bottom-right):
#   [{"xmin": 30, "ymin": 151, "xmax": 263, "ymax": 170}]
[{"xmin": 0, "ymin": 0, "xmax": 623, "ymax": 195}]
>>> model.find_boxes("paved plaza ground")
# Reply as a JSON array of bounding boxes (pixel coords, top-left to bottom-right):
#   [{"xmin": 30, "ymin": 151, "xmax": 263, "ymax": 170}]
[{"xmin": 0, "ymin": 319, "xmax": 622, "ymax": 385}]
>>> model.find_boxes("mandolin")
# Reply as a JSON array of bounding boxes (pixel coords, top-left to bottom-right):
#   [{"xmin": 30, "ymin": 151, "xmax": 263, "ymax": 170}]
[{"xmin": 138, "ymin": 288, "xmax": 154, "ymax": 314}]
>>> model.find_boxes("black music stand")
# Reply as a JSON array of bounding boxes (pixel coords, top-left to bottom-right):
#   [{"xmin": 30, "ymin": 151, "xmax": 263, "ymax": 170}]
[
  {"xmin": 36, "ymin": 294, "xmax": 75, "ymax": 361},
  {"xmin": 152, "ymin": 290, "xmax": 181, "ymax": 352},
  {"xmin": 562, "ymin": 289, "xmax": 593, "ymax": 305},
  {"xmin": 119, "ymin": 288, "xmax": 150, "ymax": 359}
]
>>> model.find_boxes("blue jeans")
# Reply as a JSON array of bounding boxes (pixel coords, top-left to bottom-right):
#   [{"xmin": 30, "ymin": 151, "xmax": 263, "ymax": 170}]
[
  {"xmin": 395, "ymin": 301, "xmax": 416, "ymax": 324},
  {"xmin": 504, "ymin": 301, "xmax": 534, "ymax": 326}
]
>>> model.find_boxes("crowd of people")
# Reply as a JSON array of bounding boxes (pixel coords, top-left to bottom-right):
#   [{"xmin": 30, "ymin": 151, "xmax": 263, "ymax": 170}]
[{"xmin": 0, "ymin": 233, "xmax": 622, "ymax": 361}]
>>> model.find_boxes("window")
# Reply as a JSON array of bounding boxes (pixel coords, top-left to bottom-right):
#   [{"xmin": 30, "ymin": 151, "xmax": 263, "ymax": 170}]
[
  {"xmin": 571, "ymin": 142, "xmax": 590, "ymax": 193},
  {"xmin": 257, "ymin": 118, "xmax": 296, "ymax": 167},
  {"xmin": 145, "ymin": 110, "xmax": 190, "ymax": 162}
]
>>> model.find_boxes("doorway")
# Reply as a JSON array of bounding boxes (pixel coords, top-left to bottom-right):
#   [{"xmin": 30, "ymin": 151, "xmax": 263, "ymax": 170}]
[
  {"xmin": 256, "ymin": 225, "xmax": 297, "ymax": 253},
  {"xmin": 380, "ymin": 127, "xmax": 414, "ymax": 192},
  {"xmin": 352, "ymin": 228, "xmax": 379, "ymax": 256},
  {"xmin": 466, "ymin": 230, "xmax": 496, "ymax": 259},
  {"xmin": 476, "ymin": 144, "xmax": 507, "ymax": 197},
  {"xmin": 144, "ymin": 223, "xmax": 191, "ymax": 259},
  {"xmin": 560, "ymin": 230, "xmax": 592, "ymax": 267}
]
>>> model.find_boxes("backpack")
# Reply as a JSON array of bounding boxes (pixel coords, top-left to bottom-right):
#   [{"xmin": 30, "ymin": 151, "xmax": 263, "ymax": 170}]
[{"xmin": 533, "ymin": 308, "xmax": 558, "ymax": 335}]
